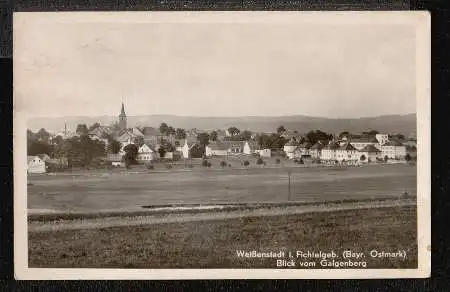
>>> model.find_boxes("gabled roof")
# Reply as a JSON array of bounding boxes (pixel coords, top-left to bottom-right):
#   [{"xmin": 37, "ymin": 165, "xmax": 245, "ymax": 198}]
[
  {"xmin": 360, "ymin": 145, "xmax": 381, "ymax": 153},
  {"xmin": 299, "ymin": 141, "xmax": 312, "ymax": 149},
  {"xmin": 310, "ymin": 142, "xmax": 323, "ymax": 150},
  {"xmin": 339, "ymin": 142, "xmax": 357, "ymax": 151},
  {"xmin": 285, "ymin": 139, "xmax": 300, "ymax": 146},
  {"xmin": 106, "ymin": 153, "xmax": 123, "ymax": 162},
  {"xmin": 139, "ymin": 143, "xmax": 156, "ymax": 152},
  {"xmin": 350, "ymin": 136, "xmax": 379, "ymax": 143},
  {"xmin": 323, "ymin": 141, "xmax": 340, "ymax": 150},
  {"xmin": 383, "ymin": 140, "xmax": 404, "ymax": 146},
  {"xmin": 141, "ymin": 127, "xmax": 161, "ymax": 136},
  {"xmin": 208, "ymin": 141, "xmax": 244, "ymax": 151}
]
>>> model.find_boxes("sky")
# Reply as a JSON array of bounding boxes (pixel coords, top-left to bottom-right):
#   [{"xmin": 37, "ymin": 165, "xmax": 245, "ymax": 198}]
[{"xmin": 14, "ymin": 12, "xmax": 418, "ymax": 119}]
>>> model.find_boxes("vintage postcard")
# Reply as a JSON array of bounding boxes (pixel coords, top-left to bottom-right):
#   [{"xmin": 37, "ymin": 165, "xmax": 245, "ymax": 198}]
[{"xmin": 13, "ymin": 11, "xmax": 430, "ymax": 279}]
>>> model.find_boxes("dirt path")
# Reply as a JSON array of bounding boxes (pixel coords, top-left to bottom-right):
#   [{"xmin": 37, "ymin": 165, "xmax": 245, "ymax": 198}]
[{"xmin": 28, "ymin": 198, "xmax": 415, "ymax": 233}]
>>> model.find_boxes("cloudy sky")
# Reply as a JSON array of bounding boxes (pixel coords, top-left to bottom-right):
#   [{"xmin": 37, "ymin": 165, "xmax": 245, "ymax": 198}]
[{"xmin": 14, "ymin": 12, "xmax": 418, "ymax": 118}]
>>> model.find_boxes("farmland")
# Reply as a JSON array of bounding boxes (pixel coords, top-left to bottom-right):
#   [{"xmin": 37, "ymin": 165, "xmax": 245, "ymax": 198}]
[{"xmin": 27, "ymin": 163, "xmax": 416, "ymax": 213}]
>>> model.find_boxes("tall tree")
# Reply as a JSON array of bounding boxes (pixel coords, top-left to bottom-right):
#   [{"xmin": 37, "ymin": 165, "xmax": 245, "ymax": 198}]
[
  {"xmin": 123, "ymin": 144, "xmax": 139, "ymax": 166},
  {"xmin": 159, "ymin": 123, "xmax": 169, "ymax": 135},
  {"xmin": 176, "ymin": 128, "xmax": 187, "ymax": 139},
  {"xmin": 277, "ymin": 125, "xmax": 286, "ymax": 135},
  {"xmin": 197, "ymin": 133, "xmax": 210, "ymax": 146},
  {"xmin": 108, "ymin": 139, "xmax": 122, "ymax": 154},
  {"xmin": 36, "ymin": 128, "xmax": 50, "ymax": 142},
  {"xmin": 210, "ymin": 131, "xmax": 218, "ymax": 141},
  {"xmin": 76, "ymin": 124, "xmax": 89, "ymax": 136},
  {"xmin": 167, "ymin": 126, "xmax": 176, "ymax": 136},
  {"xmin": 189, "ymin": 144, "xmax": 204, "ymax": 158},
  {"xmin": 133, "ymin": 136, "xmax": 145, "ymax": 148},
  {"xmin": 227, "ymin": 126, "xmax": 240, "ymax": 137},
  {"xmin": 27, "ymin": 140, "xmax": 53, "ymax": 156},
  {"xmin": 306, "ymin": 130, "xmax": 332, "ymax": 145}
]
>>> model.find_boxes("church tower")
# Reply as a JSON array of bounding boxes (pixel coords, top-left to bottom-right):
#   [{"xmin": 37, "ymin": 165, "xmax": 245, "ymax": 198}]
[{"xmin": 119, "ymin": 101, "xmax": 127, "ymax": 131}]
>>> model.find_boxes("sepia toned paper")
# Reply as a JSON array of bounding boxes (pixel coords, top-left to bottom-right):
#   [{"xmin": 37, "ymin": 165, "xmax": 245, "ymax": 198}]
[{"xmin": 14, "ymin": 11, "xmax": 430, "ymax": 279}]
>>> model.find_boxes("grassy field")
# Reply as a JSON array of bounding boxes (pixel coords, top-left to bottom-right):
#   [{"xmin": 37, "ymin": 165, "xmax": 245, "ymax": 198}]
[
  {"xmin": 28, "ymin": 205, "xmax": 417, "ymax": 269},
  {"xmin": 27, "ymin": 164, "xmax": 417, "ymax": 212}
]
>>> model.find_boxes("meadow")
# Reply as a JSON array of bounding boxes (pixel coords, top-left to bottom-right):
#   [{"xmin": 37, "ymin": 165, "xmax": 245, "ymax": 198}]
[{"xmin": 27, "ymin": 163, "xmax": 417, "ymax": 213}]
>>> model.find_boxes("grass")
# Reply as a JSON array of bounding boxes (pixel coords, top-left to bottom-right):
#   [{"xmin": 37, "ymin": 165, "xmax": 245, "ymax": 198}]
[
  {"xmin": 27, "ymin": 164, "xmax": 417, "ymax": 213},
  {"xmin": 29, "ymin": 205, "xmax": 417, "ymax": 269}
]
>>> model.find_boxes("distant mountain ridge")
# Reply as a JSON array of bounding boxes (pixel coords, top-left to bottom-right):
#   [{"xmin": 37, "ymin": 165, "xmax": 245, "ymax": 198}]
[{"xmin": 27, "ymin": 114, "xmax": 417, "ymax": 136}]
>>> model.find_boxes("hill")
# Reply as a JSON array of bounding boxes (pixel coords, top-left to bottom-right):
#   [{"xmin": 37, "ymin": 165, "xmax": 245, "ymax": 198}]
[{"xmin": 27, "ymin": 114, "xmax": 416, "ymax": 136}]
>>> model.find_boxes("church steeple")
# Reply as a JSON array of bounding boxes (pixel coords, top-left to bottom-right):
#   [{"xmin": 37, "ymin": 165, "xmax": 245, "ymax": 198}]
[{"xmin": 119, "ymin": 101, "xmax": 127, "ymax": 131}]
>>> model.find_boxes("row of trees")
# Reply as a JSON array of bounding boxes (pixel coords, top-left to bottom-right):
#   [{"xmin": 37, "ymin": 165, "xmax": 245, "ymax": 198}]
[{"xmin": 158, "ymin": 123, "xmax": 187, "ymax": 139}]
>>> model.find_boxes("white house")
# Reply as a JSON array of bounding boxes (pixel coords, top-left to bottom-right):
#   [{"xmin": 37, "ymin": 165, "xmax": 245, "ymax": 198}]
[
  {"xmin": 205, "ymin": 141, "xmax": 244, "ymax": 156},
  {"xmin": 255, "ymin": 149, "xmax": 271, "ymax": 158},
  {"xmin": 320, "ymin": 141, "xmax": 340, "ymax": 161},
  {"xmin": 336, "ymin": 142, "xmax": 359, "ymax": 162},
  {"xmin": 27, "ymin": 156, "xmax": 46, "ymax": 174},
  {"xmin": 381, "ymin": 141, "xmax": 406, "ymax": 160},
  {"xmin": 137, "ymin": 144, "xmax": 158, "ymax": 163},
  {"xmin": 349, "ymin": 137, "xmax": 380, "ymax": 151},
  {"xmin": 375, "ymin": 134, "xmax": 389, "ymax": 145},
  {"xmin": 243, "ymin": 141, "xmax": 258, "ymax": 155},
  {"xmin": 283, "ymin": 139, "xmax": 299, "ymax": 154},
  {"xmin": 309, "ymin": 142, "xmax": 323, "ymax": 159},
  {"xmin": 359, "ymin": 145, "xmax": 382, "ymax": 162}
]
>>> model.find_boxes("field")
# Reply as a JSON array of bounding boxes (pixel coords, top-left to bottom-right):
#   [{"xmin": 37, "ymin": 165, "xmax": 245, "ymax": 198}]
[
  {"xmin": 28, "ymin": 205, "xmax": 417, "ymax": 269},
  {"xmin": 27, "ymin": 163, "xmax": 417, "ymax": 213}
]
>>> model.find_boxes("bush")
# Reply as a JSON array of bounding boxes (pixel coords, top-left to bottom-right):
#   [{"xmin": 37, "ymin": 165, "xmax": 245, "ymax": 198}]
[
  {"xmin": 243, "ymin": 160, "xmax": 250, "ymax": 166},
  {"xmin": 256, "ymin": 158, "xmax": 264, "ymax": 165},
  {"xmin": 202, "ymin": 159, "xmax": 208, "ymax": 167},
  {"xmin": 228, "ymin": 164, "xmax": 231, "ymax": 167},
  {"xmin": 293, "ymin": 159, "xmax": 298, "ymax": 163},
  {"xmin": 188, "ymin": 164, "xmax": 194, "ymax": 168},
  {"xmin": 146, "ymin": 164, "xmax": 154, "ymax": 170},
  {"xmin": 298, "ymin": 159, "xmax": 304, "ymax": 164},
  {"xmin": 276, "ymin": 158, "xmax": 281, "ymax": 164},
  {"xmin": 207, "ymin": 162, "xmax": 212, "ymax": 167},
  {"xmin": 220, "ymin": 161, "xmax": 227, "ymax": 167},
  {"xmin": 166, "ymin": 164, "xmax": 173, "ymax": 169}
]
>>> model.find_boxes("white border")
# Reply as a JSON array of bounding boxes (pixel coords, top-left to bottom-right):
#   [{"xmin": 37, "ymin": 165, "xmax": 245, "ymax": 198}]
[{"xmin": 13, "ymin": 11, "xmax": 431, "ymax": 280}]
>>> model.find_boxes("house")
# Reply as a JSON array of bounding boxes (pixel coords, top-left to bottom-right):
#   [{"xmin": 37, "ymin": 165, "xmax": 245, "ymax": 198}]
[
  {"xmin": 381, "ymin": 141, "xmax": 407, "ymax": 160},
  {"xmin": 309, "ymin": 141, "xmax": 323, "ymax": 159},
  {"xmin": 137, "ymin": 144, "xmax": 158, "ymax": 163},
  {"xmin": 106, "ymin": 153, "xmax": 124, "ymax": 167},
  {"xmin": 336, "ymin": 142, "xmax": 359, "ymax": 162},
  {"xmin": 375, "ymin": 134, "xmax": 389, "ymax": 145},
  {"xmin": 180, "ymin": 139, "xmax": 198, "ymax": 159},
  {"xmin": 283, "ymin": 139, "xmax": 299, "ymax": 154},
  {"xmin": 243, "ymin": 141, "xmax": 257, "ymax": 155},
  {"xmin": 349, "ymin": 136, "xmax": 380, "ymax": 151},
  {"xmin": 205, "ymin": 141, "xmax": 245, "ymax": 156},
  {"xmin": 286, "ymin": 147, "xmax": 302, "ymax": 160},
  {"xmin": 255, "ymin": 149, "xmax": 271, "ymax": 158},
  {"xmin": 320, "ymin": 141, "xmax": 340, "ymax": 161},
  {"xmin": 298, "ymin": 141, "xmax": 312, "ymax": 157},
  {"xmin": 27, "ymin": 156, "xmax": 46, "ymax": 174},
  {"xmin": 359, "ymin": 145, "xmax": 382, "ymax": 162}
]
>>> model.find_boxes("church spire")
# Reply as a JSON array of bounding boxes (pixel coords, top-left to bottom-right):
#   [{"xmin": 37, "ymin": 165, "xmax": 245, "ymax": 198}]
[
  {"xmin": 119, "ymin": 100, "xmax": 127, "ymax": 131},
  {"xmin": 120, "ymin": 101, "xmax": 126, "ymax": 116}
]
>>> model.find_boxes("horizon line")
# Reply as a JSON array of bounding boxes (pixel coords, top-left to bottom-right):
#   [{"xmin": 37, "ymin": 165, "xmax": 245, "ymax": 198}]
[{"xmin": 29, "ymin": 112, "xmax": 417, "ymax": 120}]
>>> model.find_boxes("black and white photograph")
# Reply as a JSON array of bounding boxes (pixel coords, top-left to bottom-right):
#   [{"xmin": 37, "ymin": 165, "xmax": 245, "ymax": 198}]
[{"xmin": 13, "ymin": 12, "xmax": 430, "ymax": 279}]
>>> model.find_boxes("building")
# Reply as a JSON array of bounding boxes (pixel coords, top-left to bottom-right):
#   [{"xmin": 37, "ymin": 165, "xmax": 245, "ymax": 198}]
[
  {"xmin": 348, "ymin": 136, "xmax": 380, "ymax": 151},
  {"xmin": 137, "ymin": 144, "xmax": 158, "ymax": 163},
  {"xmin": 336, "ymin": 142, "xmax": 359, "ymax": 162},
  {"xmin": 179, "ymin": 139, "xmax": 198, "ymax": 159},
  {"xmin": 320, "ymin": 141, "xmax": 340, "ymax": 161},
  {"xmin": 106, "ymin": 153, "xmax": 124, "ymax": 167},
  {"xmin": 243, "ymin": 141, "xmax": 257, "ymax": 155},
  {"xmin": 119, "ymin": 102, "xmax": 127, "ymax": 131},
  {"xmin": 298, "ymin": 141, "xmax": 312, "ymax": 157},
  {"xmin": 205, "ymin": 141, "xmax": 245, "ymax": 156},
  {"xmin": 375, "ymin": 134, "xmax": 389, "ymax": 145},
  {"xmin": 255, "ymin": 149, "xmax": 271, "ymax": 158},
  {"xmin": 381, "ymin": 141, "xmax": 407, "ymax": 160},
  {"xmin": 359, "ymin": 145, "xmax": 382, "ymax": 162},
  {"xmin": 309, "ymin": 141, "xmax": 323, "ymax": 159},
  {"xmin": 27, "ymin": 156, "xmax": 46, "ymax": 174}
]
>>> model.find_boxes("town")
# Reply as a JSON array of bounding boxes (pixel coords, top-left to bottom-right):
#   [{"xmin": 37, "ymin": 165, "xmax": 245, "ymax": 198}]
[{"xmin": 26, "ymin": 102, "xmax": 418, "ymax": 174}]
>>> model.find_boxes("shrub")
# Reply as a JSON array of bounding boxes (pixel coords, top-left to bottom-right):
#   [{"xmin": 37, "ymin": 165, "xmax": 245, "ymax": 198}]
[
  {"xmin": 243, "ymin": 160, "xmax": 250, "ymax": 166},
  {"xmin": 146, "ymin": 164, "xmax": 154, "ymax": 170},
  {"xmin": 166, "ymin": 164, "xmax": 173, "ymax": 169},
  {"xmin": 298, "ymin": 159, "xmax": 304, "ymax": 164},
  {"xmin": 228, "ymin": 164, "xmax": 231, "ymax": 167},
  {"xmin": 207, "ymin": 162, "xmax": 212, "ymax": 167},
  {"xmin": 188, "ymin": 164, "xmax": 194, "ymax": 168},
  {"xmin": 276, "ymin": 158, "xmax": 281, "ymax": 164},
  {"xmin": 256, "ymin": 158, "xmax": 264, "ymax": 165},
  {"xmin": 202, "ymin": 159, "xmax": 208, "ymax": 167},
  {"xmin": 293, "ymin": 159, "xmax": 298, "ymax": 163},
  {"xmin": 220, "ymin": 161, "xmax": 227, "ymax": 168}
]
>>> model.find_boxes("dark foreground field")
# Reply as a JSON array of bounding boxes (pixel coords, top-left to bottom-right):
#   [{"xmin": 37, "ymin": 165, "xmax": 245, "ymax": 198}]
[{"xmin": 29, "ymin": 205, "xmax": 417, "ymax": 269}]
